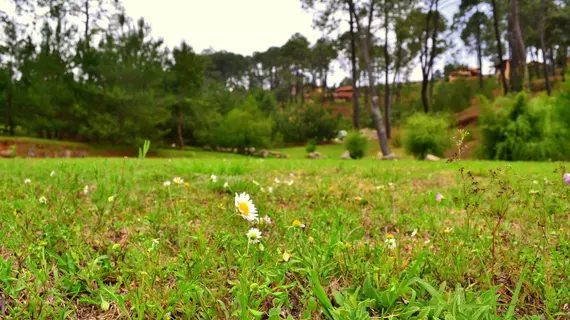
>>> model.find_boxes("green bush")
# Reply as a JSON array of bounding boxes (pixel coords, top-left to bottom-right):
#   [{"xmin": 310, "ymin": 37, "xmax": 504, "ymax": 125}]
[
  {"xmin": 404, "ymin": 113, "xmax": 451, "ymax": 159},
  {"xmin": 479, "ymin": 92, "xmax": 569, "ymax": 161},
  {"xmin": 391, "ymin": 132, "xmax": 403, "ymax": 148},
  {"xmin": 274, "ymin": 104, "xmax": 341, "ymax": 144},
  {"xmin": 345, "ymin": 132, "xmax": 368, "ymax": 159},
  {"xmin": 305, "ymin": 138, "xmax": 317, "ymax": 153}
]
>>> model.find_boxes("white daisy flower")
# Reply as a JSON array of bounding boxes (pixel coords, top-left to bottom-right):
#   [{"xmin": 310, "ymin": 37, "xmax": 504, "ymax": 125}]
[
  {"xmin": 50, "ymin": 171, "xmax": 55, "ymax": 177},
  {"xmin": 223, "ymin": 182, "xmax": 229, "ymax": 188},
  {"xmin": 163, "ymin": 181, "xmax": 171, "ymax": 187},
  {"xmin": 83, "ymin": 185, "xmax": 89, "ymax": 195},
  {"xmin": 384, "ymin": 234, "xmax": 397, "ymax": 250},
  {"xmin": 235, "ymin": 192, "xmax": 258, "ymax": 222},
  {"xmin": 210, "ymin": 174, "xmax": 217, "ymax": 183},
  {"xmin": 268, "ymin": 187, "xmax": 273, "ymax": 193},
  {"xmin": 282, "ymin": 251, "xmax": 291, "ymax": 262},
  {"xmin": 274, "ymin": 178, "xmax": 281, "ymax": 184},
  {"xmin": 411, "ymin": 229, "xmax": 418, "ymax": 238},
  {"xmin": 262, "ymin": 215, "xmax": 272, "ymax": 225},
  {"xmin": 252, "ymin": 180, "xmax": 259, "ymax": 186},
  {"xmin": 108, "ymin": 195, "xmax": 115, "ymax": 203},
  {"xmin": 286, "ymin": 180, "xmax": 294, "ymax": 186},
  {"xmin": 246, "ymin": 228, "xmax": 262, "ymax": 244},
  {"xmin": 24, "ymin": 179, "xmax": 31, "ymax": 184},
  {"xmin": 260, "ymin": 187, "xmax": 266, "ymax": 193},
  {"xmin": 39, "ymin": 196, "xmax": 47, "ymax": 204},
  {"xmin": 173, "ymin": 177, "xmax": 184, "ymax": 185}
]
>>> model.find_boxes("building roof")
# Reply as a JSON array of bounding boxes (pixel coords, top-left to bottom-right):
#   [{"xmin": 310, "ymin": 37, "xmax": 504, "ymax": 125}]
[{"xmin": 335, "ymin": 86, "xmax": 353, "ymax": 93}]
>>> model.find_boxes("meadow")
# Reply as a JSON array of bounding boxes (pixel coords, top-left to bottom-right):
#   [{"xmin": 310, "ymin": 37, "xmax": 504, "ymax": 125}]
[{"xmin": 0, "ymin": 155, "xmax": 569, "ymax": 319}]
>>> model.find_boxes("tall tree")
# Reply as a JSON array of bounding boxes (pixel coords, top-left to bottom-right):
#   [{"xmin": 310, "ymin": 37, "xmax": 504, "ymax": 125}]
[
  {"xmin": 539, "ymin": 0, "xmax": 551, "ymax": 95},
  {"xmin": 509, "ymin": 0, "xmax": 526, "ymax": 92},
  {"xmin": 347, "ymin": 0, "xmax": 394, "ymax": 158},
  {"xmin": 491, "ymin": 0, "xmax": 509, "ymax": 94}
]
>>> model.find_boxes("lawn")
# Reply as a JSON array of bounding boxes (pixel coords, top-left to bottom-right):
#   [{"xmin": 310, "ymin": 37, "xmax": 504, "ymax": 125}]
[{"xmin": 0, "ymin": 157, "xmax": 569, "ymax": 319}]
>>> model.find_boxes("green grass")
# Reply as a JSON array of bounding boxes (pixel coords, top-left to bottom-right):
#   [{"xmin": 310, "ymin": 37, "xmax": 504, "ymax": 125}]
[
  {"xmin": 0, "ymin": 157, "xmax": 568, "ymax": 318},
  {"xmin": 272, "ymin": 140, "xmax": 409, "ymax": 160}
]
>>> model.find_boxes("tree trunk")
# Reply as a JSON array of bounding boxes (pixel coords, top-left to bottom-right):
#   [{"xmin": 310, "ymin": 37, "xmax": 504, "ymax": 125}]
[
  {"xmin": 348, "ymin": 0, "xmax": 393, "ymax": 158},
  {"xmin": 549, "ymin": 45, "xmax": 556, "ymax": 76},
  {"xmin": 509, "ymin": 0, "xmax": 526, "ymax": 93},
  {"xmin": 349, "ymin": 11, "xmax": 360, "ymax": 129},
  {"xmin": 176, "ymin": 106, "xmax": 184, "ymax": 150},
  {"xmin": 539, "ymin": 0, "xmax": 551, "ymax": 95},
  {"xmin": 534, "ymin": 48, "xmax": 541, "ymax": 79},
  {"xmin": 383, "ymin": 3, "xmax": 391, "ymax": 139},
  {"xmin": 7, "ymin": 90, "xmax": 14, "ymax": 137},
  {"xmin": 491, "ymin": 0, "xmax": 508, "ymax": 94},
  {"xmin": 476, "ymin": 14, "xmax": 484, "ymax": 89},
  {"xmin": 421, "ymin": 77, "xmax": 429, "ymax": 113},
  {"xmin": 562, "ymin": 46, "xmax": 567, "ymax": 82}
]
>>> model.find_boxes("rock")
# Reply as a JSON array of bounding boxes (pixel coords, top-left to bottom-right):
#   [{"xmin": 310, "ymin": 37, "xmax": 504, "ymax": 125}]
[
  {"xmin": 425, "ymin": 154, "xmax": 441, "ymax": 161},
  {"xmin": 259, "ymin": 150, "xmax": 269, "ymax": 158},
  {"xmin": 376, "ymin": 152, "xmax": 384, "ymax": 160},
  {"xmin": 27, "ymin": 147, "xmax": 36, "ymax": 158},
  {"xmin": 340, "ymin": 151, "xmax": 351, "ymax": 160},
  {"xmin": 306, "ymin": 152, "xmax": 326, "ymax": 159},
  {"xmin": 0, "ymin": 149, "xmax": 13, "ymax": 158},
  {"xmin": 268, "ymin": 151, "xmax": 288, "ymax": 158},
  {"xmin": 383, "ymin": 153, "xmax": 399, "ymax": 160}
]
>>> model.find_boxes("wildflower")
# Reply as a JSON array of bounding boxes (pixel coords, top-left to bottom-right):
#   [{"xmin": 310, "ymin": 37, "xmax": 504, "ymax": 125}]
[
  {"xmin": 564, "ymin": 173, "xmax": 570, "ymax": 185},
  {"xmin": 50, "ymin": 171, "xmax": 55, "ymax": 177},
  {"xmin": 411, "ymin": 229, "xmax": 418, "ymax": 238},
  {"xmin": 436, "ymin": 193, "xmax": 444, "ymax": 202},
  {"xmin": 282, "ymin": 251, "xmax": 291, "ymax": 262},
  {"xmin": 262, "ymin": 215, "xmax": 272, "ymax": 225},
  {"xmin": 235, "ymin": 192, "xmax": 258, "ymax": 222},
  {"xmin": 290, "ymin": 173, "xmax": 295, "ymax": 178},
  {"xmin": 246, "ymin": 228, "xmax": 262, "ymax": 244},
  {"xmin": 292, "ymin": 219, "xmax": 305, "ymax": 228},
  {"xmin": 252, "ymin": 180, "xmax": 259, "ymax": 186},
  {"xmin": 24, "ymin": 179, "xmax": 31, "ymax": 184},
  {"xmin": 83, "ymin": 185, "xmax": 89, "ymax": 195},
  {"xmin": 163, "ymin": 181, "xmax": 171, "ymax": 187},
  {"xmin": 286, "ymin": 180, "xmax": 294, "ymax": 186},
  {"xmin": 274, "ymin": 178, "xmax": 281, "ymax": 184},
  {"xmin": 444, "ymin": 227, "xmax": 453, "ymax": 233},
  {"xmin": 173, "ymin": 177, "xmax": 184, "ymax": 185},
  {"xmin": 375, "ymin": 185, "xmax": 385, "ymax": 190},
  {"xmin": 308, "ymin": 236, "xmax": 314, "ymax": 243},
  {"xmin": 260, "ymin": 187, "xmax": 266, "ymax": 193},
  {"xmin": 268, "ymin": 187, "xmax": 273, "ymax": 193},
  {"xmin": 210, "ymin": 174, "xmax": 217, "ymax": 183},
  {"xmin": 184, "ymin": 182, "xmax": 190, "ymax": 187},
  {"xmin": 108, "ymin": 195, "xmax": 115, "ymax": 203},
  {"xmin": 529, "ymin": 190, "xmax": 540, "ymax": 195},
  {"xmin": 543, "ymin": 177, "xmax": 549, "ymax": 185},
  {"xmin": 39, "ymin": 196, "xmax": 47, "ymax": 204},
  {"xmin": 353, "ymin": 196, "xmax": 362, "ymax": 201},
  {"xmin": 223, "ymin": 182, "xmax": 229, "ymax": 188},
  {"xmin": 384, "ymin": 234, "xmax": 396, "ymax": 250},
  {"xmin": 258, "ymin": 243, "xmax": 265, "ymax": 251}
]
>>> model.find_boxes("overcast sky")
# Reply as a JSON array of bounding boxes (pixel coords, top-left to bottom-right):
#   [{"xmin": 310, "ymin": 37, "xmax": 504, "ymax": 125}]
[{"xmin": 122, "ymin": 0, "xmax": 490, "ymax": 85}]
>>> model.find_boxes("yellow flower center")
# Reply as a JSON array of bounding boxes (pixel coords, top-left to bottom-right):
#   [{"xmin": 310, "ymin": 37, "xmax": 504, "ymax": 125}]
[
  {"xmin": 292, "ymin": 220, "xmax": 301, "ymax": 227},
  {"xmin": 239, "ymin": 202, "xmax": 250, "ymax": 216},
  {"xmin": 386, "ymin": 233, "xmax": 394, "ymax": 239}
]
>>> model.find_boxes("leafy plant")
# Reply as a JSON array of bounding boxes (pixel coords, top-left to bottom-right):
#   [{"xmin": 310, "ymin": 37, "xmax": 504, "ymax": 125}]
[
  {"xmin": 404, "ymin": 113, "xmax": 451, "ymax": 159},
  {"xmin": 344, "ymin": 132, "xmax": 368, "ymax": 159},
  {"xmin": 306, "ymin": 139, "xmax": 317, "ymax": 153}
]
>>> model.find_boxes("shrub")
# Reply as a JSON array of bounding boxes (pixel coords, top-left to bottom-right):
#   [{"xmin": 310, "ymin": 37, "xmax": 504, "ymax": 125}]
[
  {"xmin": 273, "ymin": 104, "xmax": 341, "ymax": 144},
  {"xmin": 479, "ymin": 92, "xmax": 569, "ymax": 161},
  {"xmin": 404, "ymin": 113, "xmax": 451, "ymax": 159},
  {"xmin": 305, "ymin": 139, "xmax": 317, "ymax": 153},
  {"xmin": 345, "ymin": 132, "xmax": 368, "ymax": 159},
  {"xmin": 391, "ymin": 132, "xmax": 403, "ymax": 148}
]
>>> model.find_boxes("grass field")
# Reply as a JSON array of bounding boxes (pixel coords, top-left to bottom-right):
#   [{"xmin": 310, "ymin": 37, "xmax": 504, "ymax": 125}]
[{"xmin": 1, "ymin": 157, "xmax": 569, "ymax": 319}]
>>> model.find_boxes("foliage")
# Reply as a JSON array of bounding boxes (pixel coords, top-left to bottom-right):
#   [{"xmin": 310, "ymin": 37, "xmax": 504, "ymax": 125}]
[
  {"xmin": 344, "ymin": 132, "xmax": 368, "ymax": 159},
  {"xmin": 305, "ymin": 138, "xmax": 317, "ymax": 153},
  {"xmin": 479, "ymin": 92, "xmax": 570, "ymax": 161},
  {"xmin": 274, "ymin": 104, "xmax": 342, "ymax": 144},
  {"xmin": 404, "ymin": 113, "xmax": 451, "ymax": 159},
  {"xmin": 391, "ymin": 132, "xmax": 403, "ymax": 148},
  {"xmin": 433, "ymin": 78, "xmax": 497, "ymax": 113}
]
